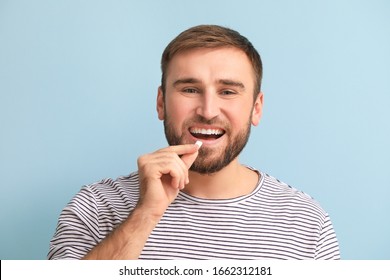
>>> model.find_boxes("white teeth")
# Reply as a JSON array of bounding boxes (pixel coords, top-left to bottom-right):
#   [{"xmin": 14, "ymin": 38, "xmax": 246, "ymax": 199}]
[{"xmin": 190, "ymin": 128, "xmax": 224, "ymax": 135}]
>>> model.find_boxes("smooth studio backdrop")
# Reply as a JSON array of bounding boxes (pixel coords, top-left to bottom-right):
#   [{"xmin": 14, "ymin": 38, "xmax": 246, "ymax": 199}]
[{"xmin": 0, "ymin": 0, "xmax": 389, "ymax": 259}]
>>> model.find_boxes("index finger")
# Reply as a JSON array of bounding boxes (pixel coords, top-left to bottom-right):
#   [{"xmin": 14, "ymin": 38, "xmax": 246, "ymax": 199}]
[{"xmin": 158, "ymin": 143, "xmax": 199, "ymax": 156}]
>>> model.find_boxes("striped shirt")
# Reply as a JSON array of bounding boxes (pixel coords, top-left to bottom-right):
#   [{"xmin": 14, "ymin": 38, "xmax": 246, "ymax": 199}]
[{"xmin": 48, "ymin": 169, "xmax": 340, "ymax": 260}]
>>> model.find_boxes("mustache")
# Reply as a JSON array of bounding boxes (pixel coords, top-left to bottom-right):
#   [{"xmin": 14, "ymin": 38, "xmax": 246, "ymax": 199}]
[{"xmin": 184, "ymin": 115, "xmax": 227, "ymax": 126}]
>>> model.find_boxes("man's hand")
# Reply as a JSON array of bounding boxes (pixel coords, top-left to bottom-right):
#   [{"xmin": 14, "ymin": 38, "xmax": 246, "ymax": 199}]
[
  {"xmin": 82, "ymin": 142, "xmax": 201, "ymax": 260},
  {"xmin": 136, "ymin": 143, "xmax": 201, "ymax": 220}
]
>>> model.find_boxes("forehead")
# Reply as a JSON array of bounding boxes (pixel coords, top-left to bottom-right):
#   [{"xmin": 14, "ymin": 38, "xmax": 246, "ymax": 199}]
[{"xmin": 166, "ymin": 47, "xmax": 255, "ymax": 88}]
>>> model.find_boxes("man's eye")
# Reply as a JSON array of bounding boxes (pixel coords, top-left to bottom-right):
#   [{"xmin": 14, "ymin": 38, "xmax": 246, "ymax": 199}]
[
  {"xmin": 221, "ymin": 90, "xmax": 236, "ymax": 95},
  {"xmin": 183, "ymin": 88, "xmax": 198, "ymax": 93}
]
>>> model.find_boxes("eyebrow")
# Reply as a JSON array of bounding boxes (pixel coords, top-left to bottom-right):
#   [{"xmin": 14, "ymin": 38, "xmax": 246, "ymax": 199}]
[
  {"xmin": 218, "ymin": 79, "xmax": 245, "ymax": 90},
  {"xmin": 173, "ymin": 78, "xmax": 201, "ymax": 87},
  {"xmin": 173, "ymin": 78, "xmax": 245, "ymax": 90}
]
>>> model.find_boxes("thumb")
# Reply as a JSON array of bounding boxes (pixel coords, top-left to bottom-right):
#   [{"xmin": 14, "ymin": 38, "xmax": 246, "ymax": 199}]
[
  {"xmin": 181, "ymin": 141, "xmax": 202, "ymax": 169},
  {"xmin": 181, "ymin": 150, "xmax": 199, "ymax": 169}
]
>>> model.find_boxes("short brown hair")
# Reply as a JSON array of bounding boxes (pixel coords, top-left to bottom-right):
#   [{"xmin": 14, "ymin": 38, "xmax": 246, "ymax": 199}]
[{"xmin": 160, "ymin": 25, "xmax": 263, "ymax": 98}]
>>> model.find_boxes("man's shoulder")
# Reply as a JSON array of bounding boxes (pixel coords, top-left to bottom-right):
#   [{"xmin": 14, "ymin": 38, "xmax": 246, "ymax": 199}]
[
  {"xmin": 260, "ymin": 172, "xmax": 327, "ymax": 216},
  {"xmin": 262, "ymin": 173, "xmax": 313, "ymax": 198},
  {"xmin": 87, "ymin": 171, "xmax": 140, "ymax": 189},
  {"xmin": 73, "ymin": 171, "xmax": 140, "ymax": 202}
]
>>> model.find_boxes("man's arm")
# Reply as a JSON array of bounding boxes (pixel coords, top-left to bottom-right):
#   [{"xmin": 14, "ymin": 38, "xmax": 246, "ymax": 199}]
[
  {"xmin": 82, "ymin": 143, "xmax": 200, "ymax": 259},
  {"xmin": 314, "ymin": 214, "xmax": 341, "ymax": 260},
  {"xmin": 82, "ymin": 206, "xmax": 159, "ymax": 259}
]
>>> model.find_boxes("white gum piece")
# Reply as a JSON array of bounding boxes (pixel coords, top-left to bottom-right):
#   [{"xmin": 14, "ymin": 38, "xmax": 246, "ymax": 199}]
[{"xmin": 195, "ymin": 140, "xmax": 203, "ymax": 148}]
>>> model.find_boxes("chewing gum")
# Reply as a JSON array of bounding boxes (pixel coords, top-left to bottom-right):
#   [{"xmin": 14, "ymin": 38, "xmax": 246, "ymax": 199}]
[{"xmin": 195, "ymin": 140, "xmax": 203, "ymax": 148}]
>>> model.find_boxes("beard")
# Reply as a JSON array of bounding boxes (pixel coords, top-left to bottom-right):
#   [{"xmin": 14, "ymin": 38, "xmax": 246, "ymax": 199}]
[{"xmin": 163, "ymin": 114, "xmax": 252, "ymax": 174}]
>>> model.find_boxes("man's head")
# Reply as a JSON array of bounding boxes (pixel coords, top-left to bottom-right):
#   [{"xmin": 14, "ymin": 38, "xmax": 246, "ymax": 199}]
[
  {"xmin": 157, "ymin": 25, "xmax": 263, "ymax": 174},
  {"xmin": 160, "ymin": 25, "xmax": 263, "ymax": 99}
]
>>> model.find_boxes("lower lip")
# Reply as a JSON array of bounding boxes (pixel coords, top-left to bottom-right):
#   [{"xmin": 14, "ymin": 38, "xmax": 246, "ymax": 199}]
[{"xmin": 189, "ymin": 134, "xmax": 225, "ymax": 146}]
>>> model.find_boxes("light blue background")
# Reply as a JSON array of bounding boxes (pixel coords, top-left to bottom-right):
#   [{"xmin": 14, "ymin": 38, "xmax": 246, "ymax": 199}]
[{"xmin": 0, "ymin": 0, "xmax": 389, "ymax": 260}]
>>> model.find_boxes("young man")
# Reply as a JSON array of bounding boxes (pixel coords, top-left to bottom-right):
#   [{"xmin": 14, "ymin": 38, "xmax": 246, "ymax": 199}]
[{"xmin": 48, "ymin": 25, "xmax": 340, "ymax": 260}]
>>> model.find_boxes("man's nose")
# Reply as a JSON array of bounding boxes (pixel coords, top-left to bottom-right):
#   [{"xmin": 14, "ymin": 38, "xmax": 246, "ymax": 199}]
[{"xmin": 195, "ymin": 91, "xmax": 220, "ymax": 120}]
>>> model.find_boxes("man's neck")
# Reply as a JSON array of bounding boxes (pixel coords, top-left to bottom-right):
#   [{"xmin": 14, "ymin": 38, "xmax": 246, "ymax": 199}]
[{"xmin": 184, "ymin": 159, "xmax": 259, "ymax": 199}]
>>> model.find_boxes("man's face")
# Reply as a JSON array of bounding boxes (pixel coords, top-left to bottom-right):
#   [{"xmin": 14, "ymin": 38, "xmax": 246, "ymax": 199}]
[{"xmin": 157, "ymin": 47, "xmax": 263, "ymax": 174}]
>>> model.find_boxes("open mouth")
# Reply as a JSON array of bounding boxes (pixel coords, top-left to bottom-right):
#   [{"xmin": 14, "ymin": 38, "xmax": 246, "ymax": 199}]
[{"xmin": 189, "ymin": 127, "xmax": 225, "ymax": 140}]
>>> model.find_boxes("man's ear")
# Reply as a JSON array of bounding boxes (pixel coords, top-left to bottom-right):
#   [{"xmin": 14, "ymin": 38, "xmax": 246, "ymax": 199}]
[
  {"xmin": 156, "ymin": 86, "xmax": 165, "ymax": 120},
  {"xmin": 251, "ymin": 91, "xmax": 263, "ymax": 126}
]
